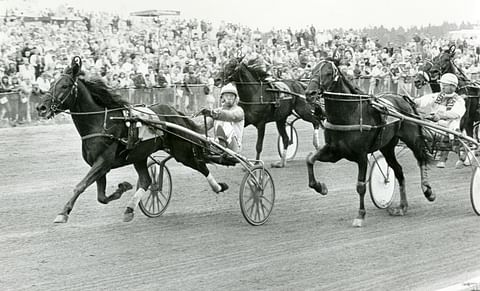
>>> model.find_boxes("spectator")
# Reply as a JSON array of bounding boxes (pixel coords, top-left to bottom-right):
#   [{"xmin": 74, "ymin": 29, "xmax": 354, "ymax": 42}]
[{"xmin": 30, "ymin": 81, "xmax": 43, "ymax": 120}]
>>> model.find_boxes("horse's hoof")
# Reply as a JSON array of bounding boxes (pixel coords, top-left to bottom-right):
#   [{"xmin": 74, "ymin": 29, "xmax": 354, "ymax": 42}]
[
  {"xmin": 123, "ymin": 207, "xmax": 134, "ymax": 222},
  {"xmin": 53, "ymin": 214, "xmax": 68, "ymax": 223},
  {"xmin": 310, "ymin": 182, "xmax": 328, "ymax": 195},
  {"xmin": 270, "ymin": 161, "xmax": 285, "ymax": 168},
  {"xmin": 387, "ymin": 206, "xmax": 407, "ymax": 216},
  {"xmin": 118, "ymin": 182, "xmax": 133, "ymax": 192},
  {"xmin": 352, "ymin": 218, "xmax": 364, "ymax": 227},
  {"xmin": 424, "ymin": 188, "xmax": 436, "ymax": 202},
  {"xmin": 217, "ymin": 182, "xmax": 229, "ymax": 193}
]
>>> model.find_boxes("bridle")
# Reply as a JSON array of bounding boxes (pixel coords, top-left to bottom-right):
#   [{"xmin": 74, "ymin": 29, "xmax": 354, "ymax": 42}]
[
  {"xmin": 44, "ymin": 74, "xmax": 79, "ymax": 113},
  {"xmin": 415, "ymin": 60, "xmax": 435, "ymax": 87},
  {"xmin": 306, "ymin": 60, "xmax": 339, "ymax": 102}
]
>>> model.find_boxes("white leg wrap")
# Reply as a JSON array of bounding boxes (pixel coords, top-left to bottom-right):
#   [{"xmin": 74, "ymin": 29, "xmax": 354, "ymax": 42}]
[
  {"xmin": 313, "ymin": 129, "xmax": 320, "ymax": 149},
  {"xmin": 127, "ymin": 188, "xmax": 146, "ymax": 210},
  {"xmin": 206, "ymin": 173, "xmax": 221, "ymax": 192}
]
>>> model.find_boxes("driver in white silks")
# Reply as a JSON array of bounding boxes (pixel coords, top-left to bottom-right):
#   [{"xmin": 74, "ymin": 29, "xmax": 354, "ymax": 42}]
[
  {"xmin": 414, "ymin": 73, "xmax": 466, "ymax": 168},
  {"xmin": 200, "ymin": 83, "xmax": 245, "ymax": 154}
]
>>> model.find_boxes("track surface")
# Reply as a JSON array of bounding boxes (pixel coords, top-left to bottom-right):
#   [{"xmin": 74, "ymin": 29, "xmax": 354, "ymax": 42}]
[{"xmin": 1, "ymin": 121, "xmax": 480, "ymax": 290}]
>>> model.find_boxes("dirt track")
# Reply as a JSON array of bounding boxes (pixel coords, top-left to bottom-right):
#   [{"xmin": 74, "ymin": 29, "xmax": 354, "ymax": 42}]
[{"xmin": 1, "ymin": 121, "xmax": 480, "ymax": 290}]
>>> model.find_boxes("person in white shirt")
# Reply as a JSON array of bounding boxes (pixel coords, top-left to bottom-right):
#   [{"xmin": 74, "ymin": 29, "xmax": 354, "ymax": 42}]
[
  {"xmin": 415, "ymin": 73, "xmax": 466, "ymax": 168},
  {"xmin": 200, "ymin": 83, "xmax": 245, "ymax": 153}
]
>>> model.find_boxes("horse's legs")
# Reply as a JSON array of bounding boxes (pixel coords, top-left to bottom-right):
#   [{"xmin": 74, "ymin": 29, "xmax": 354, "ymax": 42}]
[
  {"xmin": 271, "ymin": 119, "xmax": 289, "ymax": 168},
  {"xmin": 96, "ymin": 175, "xmax": 133, "ymax": 204},
  {"xmin": 400, "ymin": 126, "xmax": 436, "ymax": 202},
  {"xmin": 313, "ymin": 126, "xmax": 321, "ymax": 150},
  {"xmin": 54, "ymin": 155, "xmax": 113, "ymax": 223},
  {"xmin": 254, "ymin": 124, "xmax": 266, "ymax": 161},
  {"xmin": 352, "ymin": 155, "xmax": 369, "ymax": 227},
  {"xmin": 197, "ymin": 162, "xmax": 229, "ymax": 193},
  {"xmin": 124, "ymin": 160, "xmax": 152, "ymax": 222},
  {"xmin": 306, "ymin": 145, "xmax": 341, "ymax": 195},
  {"xmin": 380, "ymin": 143, "xmax": 408, "ymax": 216},
  {"xmin": 294, "ymin": 102, "xmax": 322, "ymax": 149}
]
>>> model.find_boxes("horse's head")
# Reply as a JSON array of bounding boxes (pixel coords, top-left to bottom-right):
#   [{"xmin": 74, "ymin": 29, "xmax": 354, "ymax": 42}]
[
  {"xmin": 37, "ymin": 56, "xmax": 82, "ymax": 118},
  {"xmin": 430, "ymin": 45, "xmax": 456, "ymax": 79},
  {"xmin": 213, "ymin": 68, "xmax": 224, "ymax": 87},
  {"xmin": 414, "ymin": 60, "xmax": 434, "ymax": 89},
  {"xmin": 305, "ymin": 59, "xmax": 340, "ymax": 103},
  {"xmin": 215, "ymin": 56, "xmax": 249, "ymax": 86}
]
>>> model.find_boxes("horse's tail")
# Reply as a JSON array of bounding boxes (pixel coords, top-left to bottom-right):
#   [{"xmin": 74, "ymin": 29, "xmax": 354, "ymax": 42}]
[
  {"xmin": 405, "ymin": 102, "xmax": 434, "ymax": 166},
  {"xmin": 411, "ymin": 124, "xmax": 435, "ymax": 166},
  {"xmin": 387, "ymin": 94, "xmax": 434, "ymax": 166}
]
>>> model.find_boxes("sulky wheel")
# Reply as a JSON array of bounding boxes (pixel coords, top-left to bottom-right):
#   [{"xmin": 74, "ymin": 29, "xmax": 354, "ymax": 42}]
[
  {"xmin": 139, "ymin": 159, "xmax": 173, "ymax": 218},
  {"xmin": 470, "ymin": 167, "xmax": 480, "ymax": 216},
  {"xmin": 277, "ymin": 124, "xmax": 299, "ymax": 161},
  {"xmin": 239, "ymin": 165, "xmax": 275, "ymax": 226},
  {"xmin": 368, "ymin": 153, "xmax": 396, "ymax": 209}
]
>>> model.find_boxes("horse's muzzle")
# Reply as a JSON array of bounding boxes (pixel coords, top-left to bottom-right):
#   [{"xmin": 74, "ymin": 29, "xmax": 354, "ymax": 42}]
[{"xmin": 36, "ymin": 104, "xmax": 51, "ymax": 118}]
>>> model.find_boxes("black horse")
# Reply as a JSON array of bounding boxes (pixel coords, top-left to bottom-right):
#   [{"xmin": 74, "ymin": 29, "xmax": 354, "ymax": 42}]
[
  {"xmin": 413, "ymin": 59, "xmax": 441, "ymax": 93},
  {"xmin": 429, "ymin": 45, "xmax": 480, "ymax": 140},
  {"xmin": 214, "ymin": 57, "xmax": 324, "ymax": 168},
  {"xmin": 304, "ymin": 58, "xmax": 435, "ymax": 227},
  {"xmin": 37, "ymin": 57, "xmax": 228, "ymax": 223}
]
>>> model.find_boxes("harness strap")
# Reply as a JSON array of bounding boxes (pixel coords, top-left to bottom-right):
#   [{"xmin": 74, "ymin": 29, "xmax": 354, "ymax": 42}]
[
  {"xmin": 81, "ymin": 133, "xmax": 121, "ymax": 142},
  {"xmin": 324, "ymin": 121, "xmax": 373, "ymax": 131},
  {"xmin": 324, "ymin": 120, "xmax": 400, "ymax": 132}
]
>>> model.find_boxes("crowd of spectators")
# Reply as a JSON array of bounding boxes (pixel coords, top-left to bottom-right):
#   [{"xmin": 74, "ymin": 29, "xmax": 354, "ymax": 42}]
[{"xmin": 1, "ymin": 6, "xmax": 480, "ymax": 126}]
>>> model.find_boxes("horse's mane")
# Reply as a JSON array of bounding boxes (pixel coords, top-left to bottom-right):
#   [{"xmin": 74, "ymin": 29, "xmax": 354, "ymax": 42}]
[
  {"xmin": 244, "ymin": 58, "xmax": 268, "ymax": 80},
  {"xmin": 81, "ymin": 78, "xmax": 130, "ymax": 109}
]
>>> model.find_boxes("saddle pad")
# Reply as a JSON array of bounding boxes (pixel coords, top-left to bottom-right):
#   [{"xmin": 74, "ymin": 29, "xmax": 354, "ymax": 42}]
[
  {"xmin": 273, "ymin": 82, "xmax": 292, "ymax": 99},
  {"xmin": 124, "ymin": 107, "xmax": 162, "ymax": 141}
]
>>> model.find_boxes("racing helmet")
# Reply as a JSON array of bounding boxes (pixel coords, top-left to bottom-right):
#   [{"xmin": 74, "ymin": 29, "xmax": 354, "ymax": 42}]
[
  {"xmin": 220, "ymin": 83, "xmax": 238, "ymax": 97},
  {"xmin": 439, "ymin": 73, "xmax": 458, "ymax": 87}
]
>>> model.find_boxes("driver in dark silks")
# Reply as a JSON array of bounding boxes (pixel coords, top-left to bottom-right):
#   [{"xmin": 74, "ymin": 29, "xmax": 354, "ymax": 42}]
[
  {"xmin": 197, "ymin": 83, "xmax": 245, "ymax": 159},
  {"xmin": 415, "ymin": 73, "xmax": 466, "ymax": 168}
]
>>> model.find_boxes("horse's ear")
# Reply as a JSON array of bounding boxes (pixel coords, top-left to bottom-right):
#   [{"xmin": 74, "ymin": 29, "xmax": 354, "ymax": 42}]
[
  {"xmin": 237, "ymin": 54, "xmax": 245, "ymax": 63},
  {"xmin": 449, "ymin": 45, "xmax": 456, "ymax": 55},
  {"xmin": 71, "ymin": 56, "xmax": 82, "ymax": 76}
]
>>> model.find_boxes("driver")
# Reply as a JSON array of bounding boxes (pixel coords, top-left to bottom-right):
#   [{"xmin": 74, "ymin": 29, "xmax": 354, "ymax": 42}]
[
  {"xmin": 414, "ymin": 73, "xmax": 466, "ymax": 168},
  {"xmin": 200, "ymin": 83, "xmax": 245, "ymax": 153}
]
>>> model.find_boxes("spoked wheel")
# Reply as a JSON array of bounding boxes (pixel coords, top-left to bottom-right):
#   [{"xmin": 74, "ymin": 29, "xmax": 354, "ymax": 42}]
[
  {"xmin": 239, "ymin": 165, "xmax": 275, "ymax": 226},
  {"xmin": 277, "ymin": 124, "xmax": 298, "ymax": 161},
  {"xmin": 139, "ymin": 159, "xmax": 173, "ymax": 218},
  {"xmin": 368, "ymin": 153, "xmax": 396, "ymax": 209},
  {"xmin": 470, "ymin": 167, "xmax": 480, "ymax": 216}
]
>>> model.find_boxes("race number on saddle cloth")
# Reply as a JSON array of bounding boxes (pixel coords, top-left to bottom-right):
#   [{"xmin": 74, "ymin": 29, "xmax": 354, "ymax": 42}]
[
  {"xmin": 200, "ymin": 83, "xmax": 245, "ymax": 153},
  {"xmin": 415, "ymin": 73, "xmax": 466, "ymax": 135}
]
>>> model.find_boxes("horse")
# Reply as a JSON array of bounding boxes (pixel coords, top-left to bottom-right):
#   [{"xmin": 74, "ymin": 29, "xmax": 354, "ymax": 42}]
[
  {"xmin": 304, "ymin": 58, "xmax": 435, "ymax": 227},
  {"xmin": 214, "ymin": 56, "xmax": 324, "ymax": 168},
  {"xmin": 413, "ymin": 59, "xmax": 441, "ymax": 93},
  {"xmin": 37, "ymin": 57, "xmax": 229, "ymax": 223},
  {"xmin": 429, "ymin": 45, "xmax": 480, "ymax": 140}
]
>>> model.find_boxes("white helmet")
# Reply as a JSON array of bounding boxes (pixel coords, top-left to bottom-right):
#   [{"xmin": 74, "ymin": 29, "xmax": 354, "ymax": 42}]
[
  {"xmin": 439, "ymin": 73, "xmax": 458, "ymax": 87},
  {"xmin": 220, "ymin": 83, "xmax": 238, "ymax": 97}
]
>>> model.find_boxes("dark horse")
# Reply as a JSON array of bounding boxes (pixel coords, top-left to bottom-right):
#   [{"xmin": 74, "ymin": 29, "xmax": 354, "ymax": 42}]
[
  {"xmin": 214, "ymin": 57, "xmax": 324, "ymax": 167},
  {"xmin": 413, "ymin": 59, "xmax": 441, "ymax": 93},
  {"xmin": 37, "ymin": 57, "xmax": 228, "ymax": 223},
  {"xmin": 429, "ymin": 45, "xmax": 480, "ymax": 140},
  {"xmin": 304, "ymin": 58, "xmax": 435, "ymax": 227}
]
